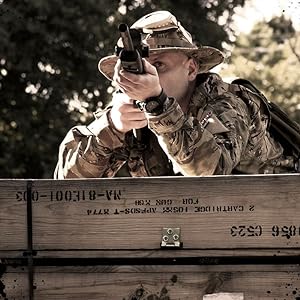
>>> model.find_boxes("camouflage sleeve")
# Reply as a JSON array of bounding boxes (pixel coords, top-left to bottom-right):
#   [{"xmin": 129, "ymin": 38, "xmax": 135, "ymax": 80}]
[
  {"xmin": 147, "ymin": 92, "xmax": 251, "ymax": 176},
  {"xmin": 54, "ymin": 109, "xmax": 127, "ymax": 179}
]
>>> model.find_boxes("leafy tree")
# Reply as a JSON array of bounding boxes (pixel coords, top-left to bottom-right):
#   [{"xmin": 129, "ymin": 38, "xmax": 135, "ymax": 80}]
[
  {"xmin": 220, "ymin": 15, "xmax": 300, "ymax": 123},
  {"xmin": 0, "ymin": 0, "xmax": 245, "ymax": 178}
]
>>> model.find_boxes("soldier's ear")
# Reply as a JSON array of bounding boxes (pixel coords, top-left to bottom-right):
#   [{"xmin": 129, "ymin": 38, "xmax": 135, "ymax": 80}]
[{"xmin": 187, "ymin": 58, "xmax": 198, "ymax": 81}]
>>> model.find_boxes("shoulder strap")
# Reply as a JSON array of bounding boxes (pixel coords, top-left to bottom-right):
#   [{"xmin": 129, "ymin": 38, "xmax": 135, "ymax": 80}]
[{"xmin": 231, "ymin": 79, "xmax": 300, "ymax": 156}]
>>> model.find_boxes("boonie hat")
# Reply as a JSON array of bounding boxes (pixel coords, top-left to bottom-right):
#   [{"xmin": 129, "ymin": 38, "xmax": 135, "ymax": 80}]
[{"xmin": 98, "ymin": 10, "xmax": 224, "ymax": 80}]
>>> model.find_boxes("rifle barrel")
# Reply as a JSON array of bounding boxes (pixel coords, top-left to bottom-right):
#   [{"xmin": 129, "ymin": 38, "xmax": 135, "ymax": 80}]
[{"xmin": 118, "ymin": 23, "xmax": 134, "ymax": 51}]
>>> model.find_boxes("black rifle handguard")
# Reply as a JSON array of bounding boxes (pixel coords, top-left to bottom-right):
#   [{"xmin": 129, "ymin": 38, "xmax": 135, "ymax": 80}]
[
  {"xmin": 117, "ymin": 23, "xmax": 149, "ymax": 146},
  {"xmin": 118, "ymin": 24, "xmax": 145, "ymax": 74}
]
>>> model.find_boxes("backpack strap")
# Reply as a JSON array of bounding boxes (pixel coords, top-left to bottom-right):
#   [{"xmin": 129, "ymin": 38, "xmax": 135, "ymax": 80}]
[{"xmin": 231, "ymin": 79, "xmax": 300, "ymax": 157}]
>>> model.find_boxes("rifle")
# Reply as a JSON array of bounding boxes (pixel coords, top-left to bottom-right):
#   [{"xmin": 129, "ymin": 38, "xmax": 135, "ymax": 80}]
[{"xmin": 116, "ymin": 23, "xmax": 149, "ymax": 149}]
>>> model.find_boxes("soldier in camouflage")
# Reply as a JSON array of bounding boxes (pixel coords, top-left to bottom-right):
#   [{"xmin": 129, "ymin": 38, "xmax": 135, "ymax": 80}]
[{"xmin": 54, "ymin": 11, "xmax": 297, "ymax": 178}]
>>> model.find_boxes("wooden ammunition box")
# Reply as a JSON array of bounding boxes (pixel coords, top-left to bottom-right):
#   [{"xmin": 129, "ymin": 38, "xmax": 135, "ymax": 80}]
[{"xmin": 0, "ymin": 174, "xmax": 299, "ymax": 299}]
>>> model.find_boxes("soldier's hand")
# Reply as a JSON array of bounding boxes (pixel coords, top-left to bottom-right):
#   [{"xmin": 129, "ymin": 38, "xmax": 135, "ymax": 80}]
[
  {"xmin": 113, "ymin": 59, "xmax": 162, "ymax": 101},
  {"xmin": 109, "ymin": 92, "xmax": 147, "ymax": 133}
]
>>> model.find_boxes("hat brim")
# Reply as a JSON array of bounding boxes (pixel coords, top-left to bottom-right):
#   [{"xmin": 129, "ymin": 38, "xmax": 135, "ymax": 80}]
[{"xmin": 98, "ymin": 46, "xmax": 224, "ymax": 81}]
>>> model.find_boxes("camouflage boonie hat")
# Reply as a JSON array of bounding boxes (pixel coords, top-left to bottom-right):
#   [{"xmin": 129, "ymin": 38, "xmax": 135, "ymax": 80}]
[{"xmin": 98, "ymin": 10, "xmax": 225, "ymax": 80}]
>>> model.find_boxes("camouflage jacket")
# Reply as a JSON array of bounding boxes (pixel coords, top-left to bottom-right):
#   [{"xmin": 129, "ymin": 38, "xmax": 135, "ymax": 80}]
[{"xmin": 54, "ymin": 73, "xmax": 297, "ymax": 178}]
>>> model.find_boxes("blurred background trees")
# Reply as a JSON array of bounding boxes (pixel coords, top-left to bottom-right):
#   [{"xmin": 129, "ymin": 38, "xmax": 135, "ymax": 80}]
[
  {"xmin": 0, "ymin": 0, "xmax": 299, "ymax": 178},
  {"xmin": 220, "ymin": 15, "xmax": 300, "ymax": 123},
  {"xmin": 1, "ymin": 0, "xmax": 120, "ymax": 178}
]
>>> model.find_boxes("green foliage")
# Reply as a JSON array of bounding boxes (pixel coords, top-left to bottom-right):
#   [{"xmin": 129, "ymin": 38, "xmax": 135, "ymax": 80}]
[
  {"xmin": 0, "ymin": 0, "xmax": 245, "ymax": 178},
  {"xmin": 116, "ymin": 0, "xmax": 246, "ymax": 49},
  {"xmin": 220, "ymin": 16, "xmax": 300, "ymax": 124}
]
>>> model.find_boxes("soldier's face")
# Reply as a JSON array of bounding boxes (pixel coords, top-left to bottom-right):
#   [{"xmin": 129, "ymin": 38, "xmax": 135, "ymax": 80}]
[{"xmin": 147, "ymin": 51, "xmax": 198, "ymax": 112}]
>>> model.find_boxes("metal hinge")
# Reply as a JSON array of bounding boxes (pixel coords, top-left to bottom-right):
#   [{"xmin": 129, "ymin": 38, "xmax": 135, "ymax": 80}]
[{"xmin": 161, "ymin": 227, "xmax": 182, "ymax": 248}]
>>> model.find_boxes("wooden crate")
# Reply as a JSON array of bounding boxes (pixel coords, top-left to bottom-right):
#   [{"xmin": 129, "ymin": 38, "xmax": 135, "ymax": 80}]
[{"xmin": 0, "ymin": 174, "xmax": 299, "ymax": 299}]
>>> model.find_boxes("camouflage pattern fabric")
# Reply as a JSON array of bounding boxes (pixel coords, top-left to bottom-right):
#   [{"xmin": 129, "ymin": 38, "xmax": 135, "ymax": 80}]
[{"xmin": 54, "ymin": 73, "xmax": 297, "ymax": 178}]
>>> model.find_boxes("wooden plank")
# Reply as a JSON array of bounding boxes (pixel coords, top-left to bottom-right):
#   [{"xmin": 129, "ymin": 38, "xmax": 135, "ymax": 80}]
[
  {"xmin": 0, "ymin": 265, "xmax": 28, "ymax": 299},
  {"xmin": 32, "ymin": 174, "xmax": 300, "ymax": 249},
  {"xmin": 1, "ymin": 264, "xmax": 299, "ymax": 299},
  {"xmin": 0, "ymin": 174, "xmax": 300, "ymax": 251},
  {"xmin": 1, "ymin": 265, "xmax": 300, "ymax": 300},
  {"xmin": 0, "ymin": 180, "xmax": 27, "ymax": 251}
]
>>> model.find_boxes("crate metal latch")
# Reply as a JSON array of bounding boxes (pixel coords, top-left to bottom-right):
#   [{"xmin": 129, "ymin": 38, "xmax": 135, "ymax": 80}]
[{"xmin": 161, "ymin": 227, "xmax": 182, "ymax": 248}]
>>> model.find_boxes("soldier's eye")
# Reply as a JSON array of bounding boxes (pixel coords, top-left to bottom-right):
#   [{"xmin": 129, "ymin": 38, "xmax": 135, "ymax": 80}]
[{"xmin": 153, "ymin": 61, "xmax": 164, "ymax": 70}]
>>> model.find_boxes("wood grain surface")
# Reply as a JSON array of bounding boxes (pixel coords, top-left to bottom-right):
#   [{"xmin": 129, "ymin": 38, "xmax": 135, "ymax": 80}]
[
  {"xmin": 0, "ymin": 175, "xmax": 300, "ymax": 299},
  {"xmin": 1, "ymin": 175, "xmax": 300, "ymax": 251}
]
